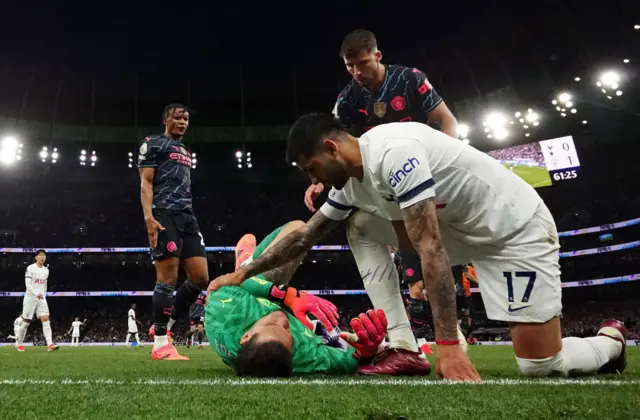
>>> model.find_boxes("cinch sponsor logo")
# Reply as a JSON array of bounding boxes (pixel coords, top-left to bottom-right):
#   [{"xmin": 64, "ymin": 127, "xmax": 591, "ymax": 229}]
[{"xmin": 388, "ymin": 157, "xmax": 421, "ymax": 187}]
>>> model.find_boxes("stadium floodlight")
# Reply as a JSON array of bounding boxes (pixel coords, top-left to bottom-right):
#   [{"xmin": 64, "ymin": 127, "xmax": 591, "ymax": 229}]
[
  {"xmin": 557, "ymin": 92, "xmax": 572, "ymax": 103},
  {"xmin": 570, "ymin": 109, "xmax": 577, "ymax": 114},
  {"xmin": 616, "ymin": 90, "xmax": 623, "ymax": 96},
  {"xmin": 237, "ymin": 164, "xmax": 242, "ymax": 169},
  {"xmin": 493, "ymin": 127, "xmax": 509, "ymax": 141},
  {"xmin": 291, "ymin": 162, "xmax": 297, "ymax": 167},
  {"xmin": 235, "ymin": 150, "xmax": 243, "ymax": 158},
  {"xmin": 582, "ymin": 120, "xmax": 588, "ymax": 124},
  {"xmin": 0, "ymin": 136, "xmax": 22, "ymax": 165},
  {"xmin": 484, "ymin": 112, "xmax": 507, "ymax": 129},
  {"xmin": 128, "ymin": 152, "xmax": 134, "ymax": 168},
  {"xmin": 574, "ymin": 77, "xmax": 581, "ymax": 82},
  {"xmin": 623, "ymin": 59, "xmax": 630, "ymax": 64},
  {"xmin": 40, "ymin": 146, "xmax": 59, "ymax": 163},
  {"xmin": 457, "ymin": 123, "xmax": 470, "ymax": 139},
  {"xmin": 635, "ymin": 24, "xmax": 640, "ymax": 30},
  {"xmin": 247, "ymin": 163, "xmax": 253, "ymax": 169}
]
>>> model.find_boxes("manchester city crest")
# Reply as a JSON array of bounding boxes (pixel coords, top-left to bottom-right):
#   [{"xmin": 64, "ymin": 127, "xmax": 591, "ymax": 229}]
[{"xmin": 373, "ymin": 102, "xmax": 386, "ymax": 118}]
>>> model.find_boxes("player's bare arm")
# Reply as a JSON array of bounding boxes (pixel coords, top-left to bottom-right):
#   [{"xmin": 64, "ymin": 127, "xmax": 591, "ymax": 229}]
[
  {"xmin": 401, "ymin": 198, "xmax": 458, "ymax": 341},
  {"xmin": 212, "ymin": 212, "xmax": 342, "ymax": 290},
  {"xmin": 139, "ymin": 167, "xmax": 164, "ymax": 248},
  {"xmin": 241, "ymin": 211, "xmax": 341, "ymax": 279},
  {"xmin": 426, "ymin": 102, "xmax": 458, "ymax": 138}
]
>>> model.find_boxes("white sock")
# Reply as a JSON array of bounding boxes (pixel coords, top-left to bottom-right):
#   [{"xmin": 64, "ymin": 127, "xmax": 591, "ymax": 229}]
[
  {"xmin": 517, "ymin": 336, "xmax": 622, "ymax": 377},
  {"xmin": 42, "ymin": 321, "xmax": 53, "ymax": 346},
  {"xmin": 346, "ymin": 212, "xmax": 418, "ymax": 352},
  {"xmin": 560, "ymin": 336, "xmax": 622, "ymax": 375},
  {"xmin": 126, "ymin": 334, "xmax": 131, "ymax": 344},
  {"xmin": 17, "ymin": 322, "xmax": 29, "ymax": 345},
  {"xmin": 135, "ymin": 333, "xmax": 140, "ymax": 342},
  {"xmin": 154, "ymin": 335, "xmax": 169, "ymax": 349},
  {"xmin": 167, "ymin": 318, "xmax": 176, "ymax": 331}
]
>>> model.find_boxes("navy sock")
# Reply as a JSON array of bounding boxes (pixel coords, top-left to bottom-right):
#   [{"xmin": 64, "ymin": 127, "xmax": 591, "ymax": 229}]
[
  {"xmin": 172, "ymin": 281, "xmax": 202, "ymax": 321},
  {"xmin": 153, "ymin": 283, "xmax": 175, "ymax": 336}
]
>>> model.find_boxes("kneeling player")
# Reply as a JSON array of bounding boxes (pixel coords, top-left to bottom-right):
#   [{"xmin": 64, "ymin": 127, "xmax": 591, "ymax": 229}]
[{"xmin": 214, "ymin": 115, "xmax": 627, "ymax": 380}]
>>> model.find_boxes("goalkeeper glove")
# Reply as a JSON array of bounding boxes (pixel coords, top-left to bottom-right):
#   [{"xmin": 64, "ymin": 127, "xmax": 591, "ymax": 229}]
[
  {"xmin": 269, "ymin": 285, "xmax": 339, "ymax": 331},
  {"xmin": 339, "ymin": 309, "xmax": 388, "ymax": 362}
]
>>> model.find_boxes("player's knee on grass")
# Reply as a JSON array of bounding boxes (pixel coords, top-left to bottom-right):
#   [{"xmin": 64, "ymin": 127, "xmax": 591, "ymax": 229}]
[
  {"xmin": 516, "ymin": 353, "xmax": 566, "ymax": 377},
  {"xmin": 234, "ymin": 337, "xmax": 293, "ymax": 378}
]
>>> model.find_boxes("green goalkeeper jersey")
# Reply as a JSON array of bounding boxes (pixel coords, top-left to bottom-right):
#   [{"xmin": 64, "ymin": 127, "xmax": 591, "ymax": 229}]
[{"xmin": 204, "ymin": 275, "xmax": 359, "ymax": 374}]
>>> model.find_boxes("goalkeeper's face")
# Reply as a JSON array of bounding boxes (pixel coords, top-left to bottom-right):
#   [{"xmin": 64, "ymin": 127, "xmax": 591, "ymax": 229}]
[{"xmin": 240, "ymin": 310, "xmax": 293, "ymax": 351}]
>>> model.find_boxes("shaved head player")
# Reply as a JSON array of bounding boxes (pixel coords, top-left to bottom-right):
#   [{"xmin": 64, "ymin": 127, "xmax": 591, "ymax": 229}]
[
  {"xmin": 214, "ymin": 114, "xmax": 628, "ymax": 381},
  {"xmin": 138, "ymin": 104, "xmax": 209, "ymax": 360}
]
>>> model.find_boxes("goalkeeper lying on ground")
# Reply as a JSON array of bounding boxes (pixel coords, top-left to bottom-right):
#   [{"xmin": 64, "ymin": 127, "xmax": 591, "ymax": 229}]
[{"xmin": 204, "ymin": 221, "xmax": 388, "ymax": 377}]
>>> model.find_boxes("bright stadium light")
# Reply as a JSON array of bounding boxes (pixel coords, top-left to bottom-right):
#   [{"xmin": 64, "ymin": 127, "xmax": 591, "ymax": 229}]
[
  {"xmin": 457, "ymin": 123, "xmax": 470, "ymax": 139},
  {"xmin": 237, "ymin": 164, "xmax": 242, "ymax": 169},
  {"xmin": 128, "ymin": 152, "xmax": 133, "ymax": 168},
  {"xmin": 558, "ymin": 92, "xmax": 572, "ymax": 103},
  {"xmin": 235, "ymin": 150, "xmax": 243, "ymax": 158},
  {"xmin": 574, "ymin": 77, "xmax": 581, "ymax": 82},
  {"xmin": 623, "ymin": 59, "xmax": 630, "ymax": 64},
  {"xmin": 0, "ymin": 136, "xmax": 22, "ymax": 165},
  {"xmin": 191, "ymin": 152, "xmax": 197, "ymax": 169},
  {"xmin": 291, "ymin": 162, "xmax": 297, "ymax": 167},
  {"xmin": 493, "ymin": 127, "xmax": 509, "ymax": 141},
  {"xmin": 484, "ymin": 112, "xmax": 507, "ymax": 129}
]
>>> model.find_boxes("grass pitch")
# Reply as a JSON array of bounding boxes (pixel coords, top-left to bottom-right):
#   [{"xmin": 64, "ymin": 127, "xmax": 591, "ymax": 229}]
[
  {"xmin": 0, "ymin": 346, "xmax": 637, "ymax": 420},
  {"xmin": 503, "ymin": 164, "xmax": 553, "ymax": 188}
]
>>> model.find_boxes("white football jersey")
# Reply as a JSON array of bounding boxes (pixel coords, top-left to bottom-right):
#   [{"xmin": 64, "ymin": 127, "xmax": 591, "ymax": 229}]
[
  {"xmin": 25, "ymin": 263, "xmax": 49, "ymax": 297},
  {"xmin": 71, "ymin": 321, "xmax": 82, "ymax": 334},
  {"xmin": 128, "ymin": 309, "xmax": 136, "ymax": 327},
  {"xmin": 319, "ymin": 122, "xmax": 543, "ymax": 245}
]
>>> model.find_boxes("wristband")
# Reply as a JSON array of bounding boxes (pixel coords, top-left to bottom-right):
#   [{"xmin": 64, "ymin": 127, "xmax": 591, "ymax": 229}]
[{"xmin": 435, "ymin": 339, "xmax": 460, "ymax": 346}]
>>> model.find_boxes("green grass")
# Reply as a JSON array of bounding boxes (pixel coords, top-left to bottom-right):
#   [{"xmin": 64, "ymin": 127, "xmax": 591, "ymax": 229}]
[
  {"xmin": 0, "ymin": 346, "xmax": 638, "ymax": 420},
  {"xmin": 503, "ymin": 164, "xmax": 553, "ymax": 188}
]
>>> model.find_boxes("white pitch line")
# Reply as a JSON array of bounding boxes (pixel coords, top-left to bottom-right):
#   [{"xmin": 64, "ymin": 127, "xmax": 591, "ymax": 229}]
[{"xmin": 0, "ymin": 378, "xmax": 638, "ymax": 386}]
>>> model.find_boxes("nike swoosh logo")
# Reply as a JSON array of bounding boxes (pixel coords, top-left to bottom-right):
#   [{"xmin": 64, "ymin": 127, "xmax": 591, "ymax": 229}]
[{"xmin": 508, "ymin": 304, "xmax": 531, "ymax": 313}]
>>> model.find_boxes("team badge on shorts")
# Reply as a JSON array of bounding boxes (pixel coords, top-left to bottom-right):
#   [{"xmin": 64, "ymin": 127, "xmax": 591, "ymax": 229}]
[
  {"xmin": 374, "ymin": 102, "xmax": 387, "ymax": 118},
  {"xmin": 167, "ymin": 241, "xmax": 178, "ymax": 253},
  {"xmin": 139, "ymin": 143, "xmax": 148, "ymax": 155}
]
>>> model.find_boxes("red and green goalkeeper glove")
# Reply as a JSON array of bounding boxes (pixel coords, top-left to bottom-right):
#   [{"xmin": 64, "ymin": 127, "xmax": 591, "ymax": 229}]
[
  {"xmin": 269, "ymin": 285, "xmax": 339, "ymax": 331},
  {"xmin": 339, "ymin": 309, "xmax": 388, "ymax": 362}
]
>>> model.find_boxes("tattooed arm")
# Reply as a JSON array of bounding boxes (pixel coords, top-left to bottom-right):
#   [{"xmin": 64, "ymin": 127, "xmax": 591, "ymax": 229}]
[
  {"xmin": 238, "ymin": 211, "xmax": 343, "ymax": 281},
  {"xmin": 401, "ymin": 198, "xmax": 459, "ymax": 341}
]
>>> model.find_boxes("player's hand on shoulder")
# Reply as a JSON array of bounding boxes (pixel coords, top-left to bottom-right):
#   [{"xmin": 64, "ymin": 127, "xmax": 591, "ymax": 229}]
[
  {"xmin": 304, "ymin": 183, "xmax": 325, "ymax": 212},
  {"xmin": 435, "ymin": 344, "xmax": 481, "ymax": 382},
  {"xmin": 144, "ymin": 217, "xmax": 165, "ymax": 249}
]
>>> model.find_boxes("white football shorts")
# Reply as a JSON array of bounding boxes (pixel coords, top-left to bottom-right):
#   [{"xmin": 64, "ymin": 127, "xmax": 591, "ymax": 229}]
[{"xmin": 22, "ymin": 295, "xmax": 50, "ymax": 319}]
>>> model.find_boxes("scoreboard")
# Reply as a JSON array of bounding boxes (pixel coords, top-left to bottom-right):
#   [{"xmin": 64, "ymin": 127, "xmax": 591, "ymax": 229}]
[{"xmin": 488, "ymin": 136, "xmax": 581, "ymax": 188}]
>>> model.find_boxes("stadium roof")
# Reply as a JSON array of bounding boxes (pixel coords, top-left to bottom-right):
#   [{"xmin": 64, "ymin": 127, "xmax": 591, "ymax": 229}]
[{"xmin": 0, "ymin": 1, "xmax": 638, "ymax": 148}]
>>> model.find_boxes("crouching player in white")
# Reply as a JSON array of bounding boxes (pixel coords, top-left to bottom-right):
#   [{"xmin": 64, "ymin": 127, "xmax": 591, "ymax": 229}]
[
  {"xmin": 213, "ymin": 114, "xmax": 627, "ymax": 381},
  {"xmin": 16, "ymin": 250, "xmax": 60, "ymax": 352},
  {"xmin": 126, "ymin": 303, "xmax": 142, "ymax": 345},
  {"xmin": 68, "ymin": 317, "xmax": 86, "ymax": 346}
]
